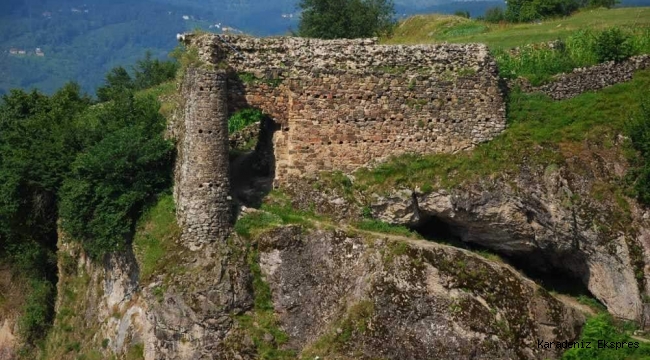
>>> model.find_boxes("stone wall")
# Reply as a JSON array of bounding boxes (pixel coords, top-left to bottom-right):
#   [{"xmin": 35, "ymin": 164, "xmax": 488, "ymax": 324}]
[
  {"xmin": 174, "ymin": 67, "xmax": 232, "ymax": 249},
  {"xmin": 186, "ymin": 34, "xmax": 506, "ymax": 183},
  {"xmin": 513, "ymin": 54, "xmax": 650, "ymax": 100}
]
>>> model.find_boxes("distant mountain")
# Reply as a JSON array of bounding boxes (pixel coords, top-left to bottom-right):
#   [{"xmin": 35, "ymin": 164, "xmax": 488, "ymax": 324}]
[{"xmin": 1, "ymin": 0, "xmax": 649, "ymax": 96}]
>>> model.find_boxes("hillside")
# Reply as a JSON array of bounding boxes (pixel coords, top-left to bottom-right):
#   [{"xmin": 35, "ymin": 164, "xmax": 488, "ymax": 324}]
[
  {"xmin": 3, "ymin": 6, "xmax": 650, "ymax": 360},
  {"xmin": 0, "ymin": 0, "xmax": 505, "ymax": 96},
  {"xmin": 385, "ymin": 7, "xmax": 650, "ymax": 48}
]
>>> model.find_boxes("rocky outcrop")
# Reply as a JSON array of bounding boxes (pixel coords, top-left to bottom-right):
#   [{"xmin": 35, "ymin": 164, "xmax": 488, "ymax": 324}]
[
  {"xmin": 369, "ymin": 160, "xmax": 650, "ymax": 322},
  {"xmin": 141, "ymin": 236, "xmax": 253, "ymax": 359},
  {"xmin": 0, "ymin": 318, "xmax": 17, "ymax": 360},
  {"xmin": 258, "ymin": 225, "xmax": 585, "ymax": 360},
  {"xmin": 513, "ymin": 54, "xmax": 650, "ymax": 100},
  {"xmin": 51, "ymin": 230, "xmax": 253, "ymax": 360}
]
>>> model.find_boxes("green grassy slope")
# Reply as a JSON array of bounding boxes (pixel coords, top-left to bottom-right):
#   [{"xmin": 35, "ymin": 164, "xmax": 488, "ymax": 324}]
[{"xmin": 384, "ymin": 7, "xmax": 650, "ymax": 49}]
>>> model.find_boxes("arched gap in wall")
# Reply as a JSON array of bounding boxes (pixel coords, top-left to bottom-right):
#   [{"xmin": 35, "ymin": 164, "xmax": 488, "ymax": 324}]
[{"xmin": 229, "ymin": 108, "xmax": 279, "ymax": 209}]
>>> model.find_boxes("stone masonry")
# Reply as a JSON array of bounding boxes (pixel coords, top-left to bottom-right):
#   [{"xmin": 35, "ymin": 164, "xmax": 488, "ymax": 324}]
[
  {"xmin": 185, "ymin": 34, "xmax": 506, "ymax": 183},
  {"xmin": 175, "ymin": 34, "xmax": 507, "ymax": 247},
  {"xmin": 175, "ymin": 67, "xmax": 232, "ymax": 249},
  {"xmin": 513, "ymin": 54, "xmax": 650, "ymax": 100}
]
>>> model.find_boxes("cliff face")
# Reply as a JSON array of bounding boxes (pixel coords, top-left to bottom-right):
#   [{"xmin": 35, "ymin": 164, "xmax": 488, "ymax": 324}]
[
  {"xmin": 367, "ymin": 151, "xmax": 649, "ymax": 322},
  {"xmin": 281, "ymin": 132, "xmax": 650, "ymax": 324},
  {"xmin": 257, "ymin": 225, "xmax": 584, "ymax": 360}
]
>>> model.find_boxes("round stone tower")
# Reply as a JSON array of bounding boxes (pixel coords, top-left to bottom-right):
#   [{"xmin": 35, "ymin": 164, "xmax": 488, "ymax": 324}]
[{"xmin": 175, "ymin": 67, "xmax": 232, "ymax": 250}]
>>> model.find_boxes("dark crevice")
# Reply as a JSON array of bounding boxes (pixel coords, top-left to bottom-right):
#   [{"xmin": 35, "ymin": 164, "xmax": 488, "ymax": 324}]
[{"xmin": 410, "ymin": 212, "xmax": 595, "ymax": 299}]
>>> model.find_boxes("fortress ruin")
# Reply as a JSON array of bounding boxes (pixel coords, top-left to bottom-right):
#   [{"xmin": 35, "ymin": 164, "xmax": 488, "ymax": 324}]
[{"xmin": 174, "ymin": 34, "xmax": 507, "ymax": 248}]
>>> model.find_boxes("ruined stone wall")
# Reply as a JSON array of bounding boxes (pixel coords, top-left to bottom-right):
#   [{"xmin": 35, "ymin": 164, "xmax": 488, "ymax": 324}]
[
  {"xmin": 175, "ymin": 67, "xmax": 232, "ymax": 249},
  {"xmin": 187, "ymin": 34, "xmax": 506, "ymax": 182},
  {"xmin": 513, "ymin": 54, "xmax": 650, "ymax": 100}
]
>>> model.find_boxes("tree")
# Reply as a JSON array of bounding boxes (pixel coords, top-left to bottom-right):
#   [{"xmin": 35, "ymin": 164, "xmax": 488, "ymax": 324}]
[
  {"xmin": 589, "ymin": 0, "xmax": 619, "ymax": 8},
  {"xmin": 298, "ymin": 0, "xmax": 396, "ymax": 39},
  {"xmin": 505, "ymin": 0, "xmax": 581, "ymax": 22},
  {"xmin": 58, "ymin": 94, "xmax": 174, "ymax": 258},
  {"xmin": 96, "ymin": 66, "xmax": 134, "ymax": 102},
  {"xmin": 484, "ymin": 7, "xmax": 505, "ymax": 23},
  {"xmin": 133, "ymin": 51, "xmax": 179, "ymax": 90}
]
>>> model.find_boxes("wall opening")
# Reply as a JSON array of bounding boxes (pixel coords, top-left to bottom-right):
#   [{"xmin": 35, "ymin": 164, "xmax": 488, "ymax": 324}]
[{"xmin": 230, "ymin": 113, "xmax": 278, "ymax": 208}]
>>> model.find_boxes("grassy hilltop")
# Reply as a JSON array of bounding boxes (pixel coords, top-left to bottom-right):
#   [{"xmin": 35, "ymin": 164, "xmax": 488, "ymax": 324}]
[{"xmin": 384, "ymin": 7, "xmax": 650, "ymax": 49}]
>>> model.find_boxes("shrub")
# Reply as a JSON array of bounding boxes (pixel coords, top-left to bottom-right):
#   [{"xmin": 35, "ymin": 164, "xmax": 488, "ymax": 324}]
[
  {"xmin": 454, "ymin": 10, "xmax": 470, "ymax": 19},
  {"xmin": 593, "ymin": 27, "xmax": 633, "ymax": 63}
]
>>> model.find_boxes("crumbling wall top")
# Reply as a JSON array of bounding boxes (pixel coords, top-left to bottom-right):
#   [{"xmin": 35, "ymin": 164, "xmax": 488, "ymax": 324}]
[{"xmin": 184, "ymin": 34, "xmax": 493, "ymax": 76}]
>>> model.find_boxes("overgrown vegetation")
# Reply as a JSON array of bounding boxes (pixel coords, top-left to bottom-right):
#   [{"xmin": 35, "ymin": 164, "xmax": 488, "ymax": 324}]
[
  {"xmin": 495, "ymin": 27, "xmax": 648, "ymax": 85},
  {"xmin": 132, "ymin": 194, "xmax": 183, "ymax": 281},
  {"xmin": 384, "ymin": 8, "xmax": 650, "ymax": 49},
  {"xmin": 354, "ymin": 70, "xmax": 650, "ymax": 192},
  {"xmin": 58, "ymin": 94, "xmax": 174, "ymax": 258},
  {"xmin": 562, "ymin": 313, "xmax": 650, "ymax": 359},
  {"xmin": 229, "ymin": 108, "xmax": 265, "ymax": 134},
  {"xmin": 0, "ymin": 52, "xmax": 178, "ymax": 350},
  {"xmin": 626, "ymin": 99, "xmax": 650, "ymax": 206},
  {"xmin": 354, "ymin": 219, "xmax": 420, "ymax": 238}
]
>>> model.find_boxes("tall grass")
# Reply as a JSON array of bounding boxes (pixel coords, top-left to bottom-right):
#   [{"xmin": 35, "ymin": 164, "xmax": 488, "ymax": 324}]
[{"xmin": 496, "ymin": 27, "xmax": 650, "ymax": 85}]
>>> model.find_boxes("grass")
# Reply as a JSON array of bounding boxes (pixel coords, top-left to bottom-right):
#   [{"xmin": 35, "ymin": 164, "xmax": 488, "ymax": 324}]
[
  {"xmin": 233, "ymin": 246, "xmax": 295, "ymax": 360},
  {"xmin": 354, "ymin": 219, "xmax": 420, "ymax": 239},
  {"xmin": 353, "ymin": 69, "xmax": 650, "ymax": 193},
  {"xmin": 562, "ymin": 313, "xmax": 650, "ymax": 359},
  {"xmin": 302, "ymin": 300, "xmax": 375, "ymax": 358},
  {"xmin": 132, "ymin": 194, "xmax": 184, "ymax": 281},
  {"xmin": 384, "ymin": 7, "xmax": 650, "ymax": 49}
]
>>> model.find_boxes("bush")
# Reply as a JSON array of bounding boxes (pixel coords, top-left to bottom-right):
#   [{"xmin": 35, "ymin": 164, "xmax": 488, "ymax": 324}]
[
  {"xmin": 593, "ymin": 27, "xmax": 633, "ymax": 63},
  {"xmin": 454, "ymin": 10, "xmax": 470, "ymax": 19}
]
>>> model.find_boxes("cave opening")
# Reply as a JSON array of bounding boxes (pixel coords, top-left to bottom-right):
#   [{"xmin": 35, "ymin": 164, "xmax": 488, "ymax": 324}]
[{"xmin": 410, "ymin": 213, "xmax": 597, "ymax": 299}]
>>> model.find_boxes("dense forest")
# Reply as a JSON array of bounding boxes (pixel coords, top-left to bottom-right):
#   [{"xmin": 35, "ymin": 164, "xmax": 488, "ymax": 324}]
[{"xmin": 0, "ymin": 53, "xmax": 179, "ymax": 345}]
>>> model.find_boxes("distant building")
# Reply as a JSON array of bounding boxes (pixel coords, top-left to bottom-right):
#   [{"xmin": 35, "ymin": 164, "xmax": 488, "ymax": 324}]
[
  {"xmin": 42, "ymin": 11, "xmax": 52, "ymax": 18},
  {"xmin": 17, "ymin": 50, "xmax": 26, "ymax": 55},
  {"xmin": 182, "ymin": 15, "xmax": 190, "ymax": 20},
  {"xmin": 9, "ymin": 48, "xmax": 18, "ymax": 55},
  {"xmin": 35, "ymin": 48, "xmax": 45, "ymax": 57}
]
